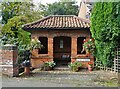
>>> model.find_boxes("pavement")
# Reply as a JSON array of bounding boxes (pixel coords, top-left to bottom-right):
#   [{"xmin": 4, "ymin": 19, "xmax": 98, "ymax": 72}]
[{"xmin": 1, "ymin": 69, "xmax": 119, "ymax": 87}]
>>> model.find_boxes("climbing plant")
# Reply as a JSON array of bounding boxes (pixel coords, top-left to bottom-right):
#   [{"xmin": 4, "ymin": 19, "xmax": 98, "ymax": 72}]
[{"xmin": 91, "ymin": 1, "xmax": 120, "ymax": 67}]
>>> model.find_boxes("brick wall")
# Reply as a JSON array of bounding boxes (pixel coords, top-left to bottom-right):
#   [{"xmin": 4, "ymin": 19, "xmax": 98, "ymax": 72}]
[
  {"xmin": 30, "ymin": 29, "xmax": 90, "ymax": 38},
  {"xmin": 0, "ymin": 45, "xmax": 19, "ymax": 77},
  {"xmin": 29, "ymin": 29, "xmax": 94, "ymax": 68}
]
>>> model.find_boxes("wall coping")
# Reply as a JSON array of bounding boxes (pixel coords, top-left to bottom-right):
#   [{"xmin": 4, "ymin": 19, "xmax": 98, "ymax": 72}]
[
  {"xmin": 0, "ymin": 44, "xmax": 17, "ymax": 50},
  {"xmin": 0, "ymin": 65, "xmax": 13, "ymax": 67}
]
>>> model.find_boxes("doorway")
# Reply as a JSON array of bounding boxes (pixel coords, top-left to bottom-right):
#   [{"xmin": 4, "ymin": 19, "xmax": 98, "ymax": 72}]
[{"xmin": 53, "ymin": 36, "xmax": 71, "ymax": 66}]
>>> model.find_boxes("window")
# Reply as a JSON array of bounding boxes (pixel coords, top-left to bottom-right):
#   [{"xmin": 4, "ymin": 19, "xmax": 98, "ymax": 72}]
[
  {"xmin": 38, "ymin": 37, "xmax": 48, "ymax": 54},
  {"xmin": 77, "ymin": 37, "xmax": 86, "ymax": 54},
  {"xmin": 60, "ymin": 39, "xmax": 63, "ymax": 48}
]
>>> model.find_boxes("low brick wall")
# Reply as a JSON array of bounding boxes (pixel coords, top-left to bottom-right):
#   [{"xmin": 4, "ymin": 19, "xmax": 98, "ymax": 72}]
[
  {"xmin": 31, "ymin": 58, "xmax": 53, "ymax": 68},
  {"xmin": 0, "ymin": 45, "xmax": 19, "ymax": 77}
]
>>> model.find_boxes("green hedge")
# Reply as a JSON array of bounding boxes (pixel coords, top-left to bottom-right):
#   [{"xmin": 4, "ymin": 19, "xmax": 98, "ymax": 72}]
[{"xmin": 91, "ymin": 2, "xmax": 120, "ymax": 67}]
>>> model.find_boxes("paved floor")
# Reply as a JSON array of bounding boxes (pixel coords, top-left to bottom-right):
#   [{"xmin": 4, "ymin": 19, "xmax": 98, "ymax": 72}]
[{"xmin": 1, "ymin": 69, "xmax": 119, "ymax": 87}]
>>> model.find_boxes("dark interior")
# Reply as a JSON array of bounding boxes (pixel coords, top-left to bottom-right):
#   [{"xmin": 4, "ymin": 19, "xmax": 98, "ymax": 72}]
[{"xmin": 53, "ymin": 36, "xmax": 71, "ymax": 66}]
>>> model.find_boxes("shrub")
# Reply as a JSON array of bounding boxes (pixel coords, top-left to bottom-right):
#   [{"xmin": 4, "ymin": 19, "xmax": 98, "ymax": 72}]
[
  {"xmin": 91, "ymin": 2, "xmax": 120, "ymax": 67},
  {"xmin": 42, "ymin": 61, "xmax": 56, "ymax": 71},
  {"xmin": 68, "ymin": 62, "xmax": 82, "ymax": 72}
]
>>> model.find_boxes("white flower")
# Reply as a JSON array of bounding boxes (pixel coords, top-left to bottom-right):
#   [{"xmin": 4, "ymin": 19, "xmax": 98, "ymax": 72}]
[{"xmin": 90, "ymin": 39, "xmax": 92, "ymax": 41}]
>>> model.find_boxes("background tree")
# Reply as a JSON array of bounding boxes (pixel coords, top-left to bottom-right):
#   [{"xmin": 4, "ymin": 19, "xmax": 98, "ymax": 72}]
[
  {"xmin": 1, "ymin": 1, "xmax": 43, "ymax": 44},
  {"xmin": 2, "ymin": 2, "xmax": 42, "ymax": 24},
  {"xmin": 91, "ymin": 2, "xmax": 120, "ymax": 67},
  {"xmin": 2, "ymin": 15, "xmax": 30, "ymax": 45},
  {"xmin": 1, "ymin": 1, "xmax": 43, "ymax": 68},
  {"xmin": 39, "ymin": 0, "xmax": 79, "ymax": 16}
]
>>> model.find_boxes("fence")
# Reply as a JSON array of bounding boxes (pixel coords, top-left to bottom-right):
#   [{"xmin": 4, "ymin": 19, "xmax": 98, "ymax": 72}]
[{"xmin": 95, "ymin": 48, "xmax": 120, "ymax": 73}]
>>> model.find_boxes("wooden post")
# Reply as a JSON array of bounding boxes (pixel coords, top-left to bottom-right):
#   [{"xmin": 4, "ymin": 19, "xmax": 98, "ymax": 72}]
[{"xmin": 24, "ymin": 67, "xmax": 30, "ymax": 75}]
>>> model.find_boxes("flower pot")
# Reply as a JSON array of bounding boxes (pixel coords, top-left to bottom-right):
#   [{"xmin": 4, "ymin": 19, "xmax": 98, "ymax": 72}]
[
  {"xmin": 71, "ymin": 59, "xmax": 76, "ymax": 63},
  {"xmin": 43, "ymin": 66, "xmax": 51, "ymax": 71},
  {"xmin": 31, "ymin": 49, "xmax": 39, "ymax": 57},
  {"xmin": 88, "ymin": 65, "xmax": 93, "ymax": 71},
  {"xmin": 50, "ymin": 67, "xmax": 53, "ymax": 70},
  {"xmin": 71, "ymin": 67, "xmax": 79, "ymax": 72},
  {"xmin": 72, "ymin": 68, "xmax": 79, "ymax": 72}
]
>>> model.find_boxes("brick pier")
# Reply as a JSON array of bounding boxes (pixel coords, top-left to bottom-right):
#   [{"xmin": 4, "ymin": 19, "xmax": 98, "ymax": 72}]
[{"xmin": 0, "ymin": 44, "xmax": 19, "ymax": 77}]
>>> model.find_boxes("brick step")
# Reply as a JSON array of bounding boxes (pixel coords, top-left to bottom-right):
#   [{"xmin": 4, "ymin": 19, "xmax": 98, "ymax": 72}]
[{"xmin": 54, "ymin": 66, "xmax": 70, "ymax": 71}]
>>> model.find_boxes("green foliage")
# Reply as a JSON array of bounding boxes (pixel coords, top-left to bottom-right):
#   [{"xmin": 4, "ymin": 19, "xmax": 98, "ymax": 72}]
[
  {"xmin": 1, "ymin": 2, "xmax": 43, "ymax": 65},
  {"xmin": 17, "ymin": 38, "xmax": 43, "ymax": 65},
  {"xmin": 44, "ymin": 61, "xmax": 56, "ymax": 68},
  {"xmin": 83, "ymin": 39, "xmax": 95, "ymax": 54},
  {"xmin": 42, "ymin": 61, "xmax": 56, "ymax": 71},
  {"xmin": 91, "ymin": 2, "xmax": 120, "ymax": 67},
  {"xmin": 0, "ymin": 34, "xmax": 19, "ymax": 46},
  {"xmin": 1, "ymin": 2, "xmax": 42, "ymax": 24},
  {"xmin": 1, "ymin": 2, "xmax": 42, "ymax": 45},
  {"xmin": 30, "ymin": 37, "xmax": 43, "ymax": 51},
  {"xmin": 68, "ymin": 62, "xmax": 82, "ymax": 72},
  {"xmin": 2, "ymin": 15, "xmax": 31, "ymax": 45},
  {"xmin": 39, "ymin": 0, "xmax": 79, "ymax": 16}
]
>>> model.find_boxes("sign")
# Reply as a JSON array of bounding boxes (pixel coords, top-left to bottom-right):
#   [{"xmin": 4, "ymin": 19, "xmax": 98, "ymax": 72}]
[{"xmin": 76, "ymin": 58, "xmax": 90, "ymax": 62}]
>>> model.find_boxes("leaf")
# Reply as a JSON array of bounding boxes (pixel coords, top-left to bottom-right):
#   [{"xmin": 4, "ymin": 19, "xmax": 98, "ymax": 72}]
[{"xmin": 91, "ymin": 2, "xmax": 120, "ymax": 67}]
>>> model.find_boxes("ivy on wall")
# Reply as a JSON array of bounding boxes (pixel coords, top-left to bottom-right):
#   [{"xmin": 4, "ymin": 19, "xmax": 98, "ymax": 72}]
[{"xmin": 91, "ymin": 2, "xmax": 120, "ymax": 67}]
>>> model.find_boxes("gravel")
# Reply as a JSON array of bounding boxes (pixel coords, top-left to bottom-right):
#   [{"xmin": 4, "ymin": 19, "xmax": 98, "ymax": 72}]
[{"xmin": 1, "ymin": 70, "xmax": 118, "ymax": 87}]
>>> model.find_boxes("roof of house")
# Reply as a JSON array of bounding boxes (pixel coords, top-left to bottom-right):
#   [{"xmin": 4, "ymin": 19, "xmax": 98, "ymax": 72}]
[{"xmin": 23, "ymin": 15, "xmax": 90, "ymax": 30}]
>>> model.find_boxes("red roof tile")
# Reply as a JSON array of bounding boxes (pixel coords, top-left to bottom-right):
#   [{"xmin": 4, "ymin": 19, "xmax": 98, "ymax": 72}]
[{"xmin": 23, "ymin": 15, "xmax": 90, "ymax": 30}]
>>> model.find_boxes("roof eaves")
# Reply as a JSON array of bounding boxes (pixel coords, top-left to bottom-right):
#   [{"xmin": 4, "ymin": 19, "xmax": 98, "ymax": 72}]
[
  {"xmin": 24, "ymin": 27, "xmax": 90, "ymax": 30},
  {"xmin": 22, "ymin": 15, "xmax": 52, "ymax": 27}
]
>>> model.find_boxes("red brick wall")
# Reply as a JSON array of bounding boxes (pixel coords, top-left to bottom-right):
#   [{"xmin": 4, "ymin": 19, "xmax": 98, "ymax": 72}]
[
  {"xmin": 29, "ymin": 29, "xmax": 94, "ymax": 68},
  {"xmin": 30, "ymin": 30, "xmax": 90, "ymax": 38},
  {"xmin": 0, "ymin": 45, "xmax": 19, "ymax": 77}
]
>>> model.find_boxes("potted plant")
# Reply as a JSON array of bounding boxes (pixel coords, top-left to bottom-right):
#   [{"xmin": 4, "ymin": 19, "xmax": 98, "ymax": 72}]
[
  {"xmin": 43, "ymin": 61, "xmax": 56, "ymax": 71},
  {"xmin": 48, "ymin": 61, "xmax": 56, "ymax": 69},
  {"xmin": 30, "ymin": 37, "xmax": 43, "ymax": 56},
  {"xmin": 43, "ymin": 62, "xmax": 50, "ymax": 71},
  {"xmin": 68, "ymin": 62, "xmax": 82, "ymax": 72},
  {"xmin": 88, "ymin": 61, "xmax": 94, "ymax": 71},
  {"xmin": 82, "ymin": 39, "xmax": 95, "ymax": 56}
]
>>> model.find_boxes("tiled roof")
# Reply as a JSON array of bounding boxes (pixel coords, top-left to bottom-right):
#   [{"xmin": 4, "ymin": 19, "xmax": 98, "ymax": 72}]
[{"xmin": 23, "ymin": 15, "xmax": 90, "ymax": 30}]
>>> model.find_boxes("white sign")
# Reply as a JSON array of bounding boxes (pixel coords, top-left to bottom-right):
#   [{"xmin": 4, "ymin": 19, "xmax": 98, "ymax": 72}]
[{"xmin": 76, "ymin": 58, "xmax": 90, "ymax": 62}]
